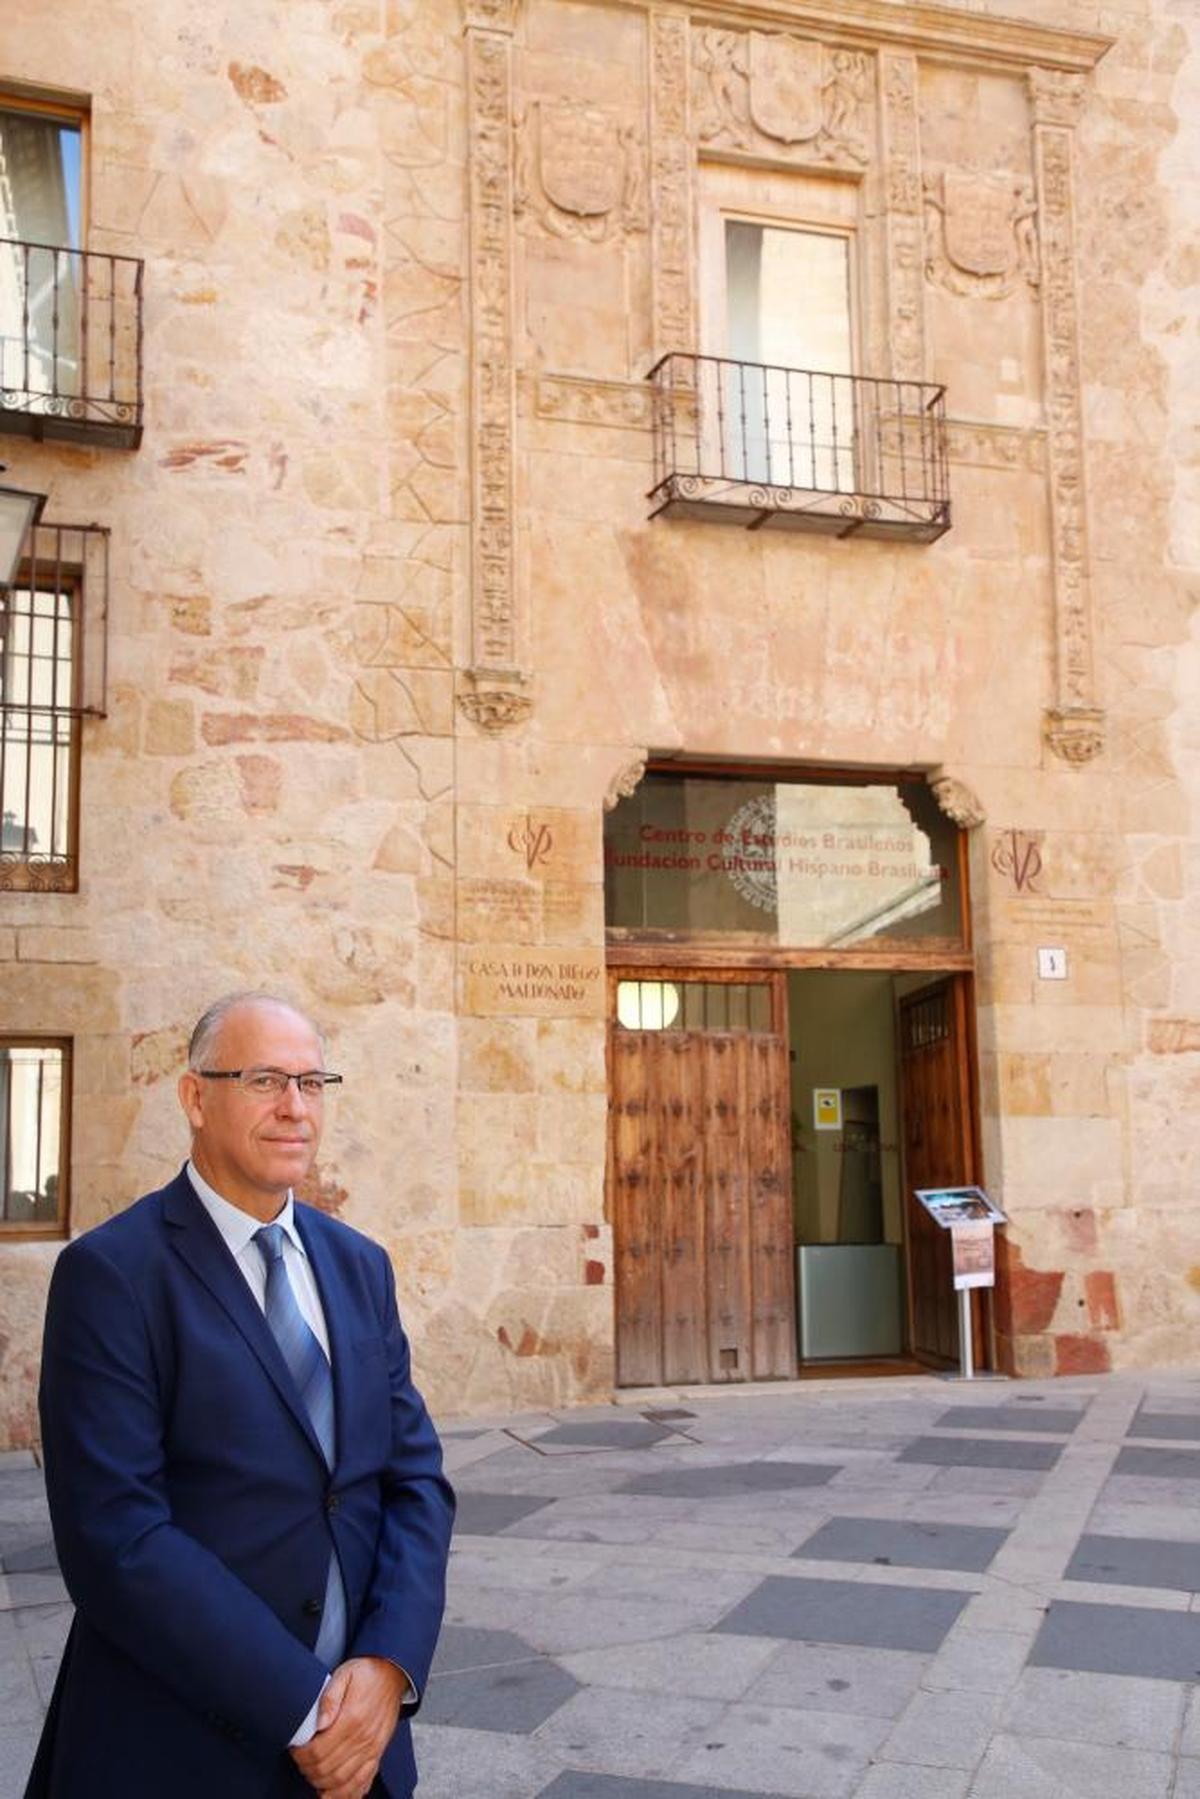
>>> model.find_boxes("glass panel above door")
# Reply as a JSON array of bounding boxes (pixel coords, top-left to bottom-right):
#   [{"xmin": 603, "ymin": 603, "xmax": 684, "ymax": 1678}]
[{"xmin": 604, "ymin": 773, "xmax": 964, "ymax": 951}]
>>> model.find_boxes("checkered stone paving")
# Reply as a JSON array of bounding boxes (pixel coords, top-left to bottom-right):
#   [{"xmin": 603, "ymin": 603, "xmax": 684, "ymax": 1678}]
[{"xmin": 21, "ymin": 1377, "xmax": 1200, "ymax": 1797}]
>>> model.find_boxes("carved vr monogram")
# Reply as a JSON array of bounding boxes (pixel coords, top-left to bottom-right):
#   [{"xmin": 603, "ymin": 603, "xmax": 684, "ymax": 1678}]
[
  {"xmin": 991, "ymin": 829, "xmax": 1044, "ymax": 894},
  {"xmin": 692, "ymin": 28, "xmax": 870, "ymax": 165}
]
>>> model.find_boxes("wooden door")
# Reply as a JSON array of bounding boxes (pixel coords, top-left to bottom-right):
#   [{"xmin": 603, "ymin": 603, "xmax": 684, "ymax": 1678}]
[
  {"xmin": 898, "ymin": 978, "xmax": 978, "ymax": 1366},
  {"xmin": 608, "ymin": 974, "xmax": 796, "ymax": 1387}
]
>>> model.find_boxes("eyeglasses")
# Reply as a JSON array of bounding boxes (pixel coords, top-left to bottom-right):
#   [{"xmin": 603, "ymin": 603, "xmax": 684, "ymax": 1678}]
[{"xmin": 197, "ymin": 1068, "xmax": 343, "ymax": 1099}]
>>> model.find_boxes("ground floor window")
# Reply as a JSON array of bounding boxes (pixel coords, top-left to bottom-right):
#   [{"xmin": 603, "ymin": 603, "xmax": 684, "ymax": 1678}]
[{"xmin": 0, "ymin": 1039, "xmax": 69, "ymax": 1235}]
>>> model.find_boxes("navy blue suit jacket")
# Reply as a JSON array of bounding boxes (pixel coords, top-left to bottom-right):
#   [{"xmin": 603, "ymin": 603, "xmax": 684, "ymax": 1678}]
[{"xmin": 25, "ymin": 1168, "xmax": 454, "ymax": 1799}]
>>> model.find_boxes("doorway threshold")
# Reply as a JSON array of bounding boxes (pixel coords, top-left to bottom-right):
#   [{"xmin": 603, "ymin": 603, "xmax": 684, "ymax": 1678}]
[{"xmin": 798, "ymin": 1357, "xmax": 929, "ymax": 1380}]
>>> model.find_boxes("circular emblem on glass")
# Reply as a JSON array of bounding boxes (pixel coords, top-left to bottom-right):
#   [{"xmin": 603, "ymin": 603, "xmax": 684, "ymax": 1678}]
[{"xmin": 724, "ymin": 795, "xmax": 777, "ymax": 913}]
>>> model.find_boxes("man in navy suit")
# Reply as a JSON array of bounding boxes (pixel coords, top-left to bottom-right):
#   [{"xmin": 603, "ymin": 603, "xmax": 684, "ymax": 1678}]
[{"xmin": 26, "ymin": 993, "xmax": 454, "ymax": 1799}]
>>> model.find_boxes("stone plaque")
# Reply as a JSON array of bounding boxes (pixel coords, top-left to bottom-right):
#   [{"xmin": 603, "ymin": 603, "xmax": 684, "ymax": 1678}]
[{"xmin": 462, "ymin": 945, "xmax": 605, "ymax": 1018}]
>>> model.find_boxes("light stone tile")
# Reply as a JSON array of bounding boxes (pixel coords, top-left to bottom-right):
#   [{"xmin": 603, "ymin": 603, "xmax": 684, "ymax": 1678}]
[
  {"xmin": 855, "ymin": 1768, "xmax": 972, "ymax": 1799},
  {"xmin": 880, "ymin": 1688, "xmax": 1005, "ymax": 1769},
  {"xmin": 558, "ymin": 1631, "xmax": 780, "ymax": 1700},
  {"xmin": 1174, "ymin": 1758, "xmax": 1200, "ymax": 1799},
  {"xmin": 531, "ymin": 1687, "xmax": 721, "ymax": 1778},
  {"xmin": 673, "ymin": 1700, "xmax": 889, "ymax": 1798},
  {"xmin": 410, "ymin": 1722, "xmax": 562, "ymax": 1799},
  {"xmin": 740, "ymin": 1642, "xmax": 928, "ymax": 1719},
  {"xmin": 0, "ymin": 1725, "xmax": 39, "ymax": 1799},
  {"xmin": 1002, "ymin": 1666, "xmax": 1185, "ymax": 1751},
  {"xmin": 921, "ymin": 1627, "xmax": 1033, "ymax": 1696},
  {"xmin": 1177, "ymin": 1684, "xmax": 1200, "ymax": 1757},
  {"xmin": 965, "ymin": 1734, "xmax": 1172, "ymax": 1799}
]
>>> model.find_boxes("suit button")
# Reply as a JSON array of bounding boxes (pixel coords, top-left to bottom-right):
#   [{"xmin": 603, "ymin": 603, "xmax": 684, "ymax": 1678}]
[
  {"xmin": 325, "ymin": 1492, "xmax": 341, "ymax": 1515},
  {"xmin": 303, "ymin": 1598, "xmax": 323, "ymax": 1617}
]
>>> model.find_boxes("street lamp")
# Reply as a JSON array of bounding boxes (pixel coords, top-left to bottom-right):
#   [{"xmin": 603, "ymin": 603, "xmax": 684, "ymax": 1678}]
[{"xmin": 0, "ymin": 469, "xmax": 47, "ymax": 590}]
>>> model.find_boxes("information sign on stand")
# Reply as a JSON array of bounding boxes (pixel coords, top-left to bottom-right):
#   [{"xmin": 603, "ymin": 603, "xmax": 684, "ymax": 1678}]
[{"xmin": 913, "ymin": 1186, "xmax": 1007, "ymax": 1381}]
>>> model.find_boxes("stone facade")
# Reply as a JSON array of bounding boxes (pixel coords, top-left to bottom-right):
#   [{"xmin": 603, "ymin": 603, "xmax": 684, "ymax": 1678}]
[{"xmin": 0, "ymin": 0, "xmax": 1197, "ymax": 1443}]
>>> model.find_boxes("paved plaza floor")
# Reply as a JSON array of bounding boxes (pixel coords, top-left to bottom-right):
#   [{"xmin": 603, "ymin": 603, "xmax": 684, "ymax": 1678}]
[{"xmin": 9, "ymin": 1370, "xmax": 1200, "ymax": 1796}]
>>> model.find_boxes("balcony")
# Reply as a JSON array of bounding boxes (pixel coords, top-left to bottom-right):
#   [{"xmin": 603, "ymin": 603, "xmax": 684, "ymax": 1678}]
[
  {"xmin": 0, "ymin": 241, "xmax": 144, "ymax": 450},
  {"xmin": 647, "ymin": 354, "xmax": 950, "ymax": 543}
]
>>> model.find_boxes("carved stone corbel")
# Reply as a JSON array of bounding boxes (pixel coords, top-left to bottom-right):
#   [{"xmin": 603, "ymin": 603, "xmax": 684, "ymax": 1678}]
[
  {"xmin": 603, "ymin": 755, "xmax": 648, "ymax": 813},
  {"xmin": 930, "ymin": 775, "xmax": 986, "ymax": 830},
  {"xmin": 457, "ymin": 671, "xmax": 533, "ymax": 735},
  {"xmin": 1043, "ymin": 706, "xmax": 1105, "ymax": 766},
  {"xmin": 1029, "ymin": 66, "xmax": 1104, "ymax": 766}
]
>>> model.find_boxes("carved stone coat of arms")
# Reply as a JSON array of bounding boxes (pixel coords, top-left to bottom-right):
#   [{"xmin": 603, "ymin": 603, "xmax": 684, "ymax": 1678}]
[
  {"xmin": 693, "ymin": 28, "xmax": 870, "ymax": 167},
  {"xmin": 924, "ymin": 169, "xmax": 1040, "ymax": 299},
  {"xmin": 514, "ymin": 101, "xmax": 646, "ymax": 243}
]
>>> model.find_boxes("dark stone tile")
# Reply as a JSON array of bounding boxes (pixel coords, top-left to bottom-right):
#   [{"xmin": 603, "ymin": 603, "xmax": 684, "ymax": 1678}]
[
  {"xmin": 897, "ymin": 1435, "xmax": 1061, "ymax": 1471},
  {"xmin": 1114, "ymin": 1446, "xmax": 1200, "ymax": 1480},
  {"xmin": 431, "ymin": 1624, "xmax": 534, "ymax": 1675},
  {"xmin": 1030, "ymin": 1600, "xmax": 1200, "ymax": 1682},
  {"xmin": 537, "ymin": 1777, "xmax": 780, "ymax": 1799},
  {"xmin": 1128, "ymin": 1413, "xmax": 1200, "ymax": 1442},
  {"xmin": 933, "ymin": 1406, "xmax": 1083, "ymax": 1435},
  {"xmin": 621, "ymin": 1462, "xmax": 840, "ymax": 1500},
  {"xmin": 795, "ymin": 1517, "xmax": 1008, "ymax": 1574},
  {"xmin": 422, "ymin": 1658, "xmax": 579, "ymax": 1734},
  {"xmin": 642, "ymin": 1409, "xmax": 696, "ymax": 1422},
  {"xmin": 529, "ymin": 1421, "xmax": 676, "ymax": 1451},
  {"xmin": 1065, "ymin": 1535, "xmax": 1200, "ymax": 1594},
  {"xmin": 0, "ymin": 1540, "xmax": 58, "ymax": 1574},
  {"xmin": 453, "ymin": 1492, "xmax": 556, "ymax": 1537},
  {"xmin": 713, "ymin": 1574, "xmax": 971, "ymax": 1653}
]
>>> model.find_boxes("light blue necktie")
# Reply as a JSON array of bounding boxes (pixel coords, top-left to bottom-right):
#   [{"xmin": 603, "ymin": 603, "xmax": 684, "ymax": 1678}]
[{"xmin": 254, "ymin": 1223, "xmax": 346, "ymax": 1669}]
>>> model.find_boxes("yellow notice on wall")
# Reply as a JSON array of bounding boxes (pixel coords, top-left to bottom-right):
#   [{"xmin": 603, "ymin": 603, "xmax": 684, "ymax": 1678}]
[{"xmin": 813, "ymin": 1088, "xmax": 842, "ymax": 1131}]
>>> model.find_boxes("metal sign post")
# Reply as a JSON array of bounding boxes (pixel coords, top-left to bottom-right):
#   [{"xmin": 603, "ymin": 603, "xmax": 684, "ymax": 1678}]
[{"xmin": 913, "ymin": 1187, "xmax": 1007, "ymax": 1383}]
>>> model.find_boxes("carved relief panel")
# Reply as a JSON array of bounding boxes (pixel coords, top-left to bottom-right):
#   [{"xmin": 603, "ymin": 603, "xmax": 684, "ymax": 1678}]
[
  {"xmin": 514, "ymin": 102, "xmax": 646, "ymax": 243},
  {"xmin": 692, "ymin": 28, "xmax": 873, "ymax": 171},
  {"xmin": 924, "ymin": 169, "xmax": 1040, "ymax": 300}
]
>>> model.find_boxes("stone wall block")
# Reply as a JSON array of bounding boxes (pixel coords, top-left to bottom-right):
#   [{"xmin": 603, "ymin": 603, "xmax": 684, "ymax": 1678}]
[{"xmin": 144, "ymin": 699, "xmax": 197, "ymax": 757}]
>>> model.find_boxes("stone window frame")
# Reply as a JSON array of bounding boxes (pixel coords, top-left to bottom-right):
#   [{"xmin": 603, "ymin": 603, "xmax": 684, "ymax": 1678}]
[{"xmin": 0, "ymin": 1035, "xmax": 72, "ymax": 1241}]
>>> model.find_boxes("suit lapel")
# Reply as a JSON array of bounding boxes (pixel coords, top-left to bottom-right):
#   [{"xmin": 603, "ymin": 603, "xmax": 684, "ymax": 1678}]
[
  {"xmin": 293, "ymin": 1205, "xmax": 352, "ymax": 1472},
  {"xmin": 163, "ymin": 1171, "xmax": 326, "ymax": 1468}
]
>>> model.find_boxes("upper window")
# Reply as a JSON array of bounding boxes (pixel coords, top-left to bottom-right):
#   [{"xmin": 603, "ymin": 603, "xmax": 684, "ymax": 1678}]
[
  {"xmin": 723, "ymin": 220, "xmax": 855, "ymax": 489},
  {"xmin": 0, "ymin": 101, "xmax": 140, "ymax": 447},
  {"xmin": 0, "ymin": 1038, "xmax": 70, "ymax": 1236},
  {"xmin": 0, "ymin": 104, "xmax": 82, "ymax": 249}
]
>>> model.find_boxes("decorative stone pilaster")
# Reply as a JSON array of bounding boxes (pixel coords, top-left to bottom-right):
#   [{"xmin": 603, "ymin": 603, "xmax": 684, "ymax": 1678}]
[
  {"xmin": 460, "ymin": 0, "xmax": 530, "ymax": 731},
  {"xmin": 879, "ymin": 52, "xmax": 926, "ymax": 381},
  {"xmin": 1029, "ymin": 68, "xmax": 1103, "ymax": 766},
  {"xmin": 649, "ymin": 13, "xmax": 695, "ymax": 359}
]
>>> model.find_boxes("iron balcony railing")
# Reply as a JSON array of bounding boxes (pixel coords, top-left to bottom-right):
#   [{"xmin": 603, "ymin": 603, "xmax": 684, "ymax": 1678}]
[
  {"xmin": 0, "ymin": 240, "xmax": 144, "ymax": 449},
  {"xmin": 647, "ymin": 353, "xmax": 950, "ymax": 543}
]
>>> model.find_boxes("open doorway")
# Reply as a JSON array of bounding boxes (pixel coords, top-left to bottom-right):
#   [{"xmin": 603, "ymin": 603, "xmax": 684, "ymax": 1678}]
[
  {"xmin": 608, "ymin": 965, "xmax": 982, "ymax": 1387},
  {"xmin": 789, "ymin": 969, "xmax": 980, "ymax": 1372}
]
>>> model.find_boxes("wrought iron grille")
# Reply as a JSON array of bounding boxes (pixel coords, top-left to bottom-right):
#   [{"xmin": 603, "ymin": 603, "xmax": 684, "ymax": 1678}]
[
  {"xmin": 647, "ymin": 353, "xmax": 950, "ymax": 542},
  {"xmin": 0, "ymin": 239, "xmax": 144, "ymax": 448},
  {"xmin": 0, "ymin": 524, "xmax": 108, "ymax": 893}
]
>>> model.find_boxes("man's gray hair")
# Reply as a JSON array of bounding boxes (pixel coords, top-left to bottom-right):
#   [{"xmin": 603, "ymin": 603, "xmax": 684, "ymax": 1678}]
[{"xmin": 187, "ymin": 992, "xmax": 326, "ymax": 1071}]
